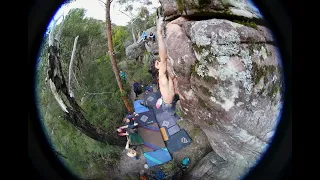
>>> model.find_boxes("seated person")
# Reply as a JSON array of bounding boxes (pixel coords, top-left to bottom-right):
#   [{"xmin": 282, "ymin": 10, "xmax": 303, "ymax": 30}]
[
  {"xmin": 122, "ymin": 113, "xmax": 139, "ymax": 129},
  {"xmin": 125, "ymin": 138, "xmax": 139, "ymax": 160},
  {"xmin": 118, "ymin": 121, "xmax": 138, "ymax": 131},
  {"xmin": 141, "ymin": 31, "xmax": 148, "ymax": 42},
  {"xmin": 117, "ymin": 127, "xmax": 128, "ymax": 136},
  {"xmin": 148, "ymin": 32, "xmax": 156, "ymax": 42}
]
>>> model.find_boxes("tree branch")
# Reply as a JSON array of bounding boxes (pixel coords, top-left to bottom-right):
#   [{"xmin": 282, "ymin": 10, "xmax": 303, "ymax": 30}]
[
  {"xmin": 98, "ymin": 0, "xmax": 106, "ymax": 6},
  {"xmin": 55, "ymin": 16, "xmax": 65, "ymax": 42},
  {"xmin": 49, "ymin": 80, "xmax": 69, "ymax": 113},
  {"xmin": 118, "ymin": 9, "xmax": 133, "ymax": 19},
  {"xmin": 68, "ymin": 35, "xmax": 79, "ymax": 98}
]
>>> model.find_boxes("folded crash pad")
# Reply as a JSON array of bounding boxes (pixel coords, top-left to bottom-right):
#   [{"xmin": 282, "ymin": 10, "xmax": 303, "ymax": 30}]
[
  {"xmin": 133, "ymin": 100, "xmax": 149, "ymax": 113},
  {"xmin": 167, "ymin": 124, "xmax": 180, "ymax": 136},
  {"xmin": 156, "ymin": 110, "xmax": 180, "ymax": 129},
  {"xmin": 138, "ymin": 123, "xmax": 166, "ymax": 152},
  {"xmin": 144, "ymin": 148, "xmax": 172, "ymax": 167},
  {"xmin": 143, "ymin": 92, "xmax": 161, "ymax": 109},
  {"xmin": 135, "ymin": 111, "xmax": 157, "ymax": 127},
  {"xmin": 165, "ymin": 129, "xmax": 192, "ymax": 153}
]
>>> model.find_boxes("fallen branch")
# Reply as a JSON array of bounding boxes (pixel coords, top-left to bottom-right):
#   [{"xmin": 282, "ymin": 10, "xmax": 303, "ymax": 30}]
[
  {"xmin": 45, "ymin": 16, "xmax": 126, "ymax": 146},
  {"xmin": 68, "ymin": 35, "xmax": 79, "ymax": 98},
  {"xmin": 49, "ymin": 79, "xmax": 69, "ymax": 113}
]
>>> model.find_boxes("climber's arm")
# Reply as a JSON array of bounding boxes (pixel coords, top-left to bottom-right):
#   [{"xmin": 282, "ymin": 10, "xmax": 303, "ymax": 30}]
[
  {"xmin": 125, "ymin": 138, "xmax": 130, "ymax": 150},
  {"xmin": 157, "ymin": 17, "xmax": 167, "ymax": 78}
]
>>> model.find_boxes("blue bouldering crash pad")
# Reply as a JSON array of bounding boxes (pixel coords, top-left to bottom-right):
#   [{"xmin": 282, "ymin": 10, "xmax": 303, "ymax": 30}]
[
  {"xmin": 144, "ymin": 148, "xmax": 172, "ymax": 167},
  {"xmin": 133, "ymin": 100, "xmax": 149, "ymax": 113}
]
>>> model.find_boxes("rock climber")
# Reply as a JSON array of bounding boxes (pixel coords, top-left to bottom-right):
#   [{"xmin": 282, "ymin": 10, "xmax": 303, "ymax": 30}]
[{"xmin": 154, "ymin": 10, "xmax": 186, "ymax": 112}]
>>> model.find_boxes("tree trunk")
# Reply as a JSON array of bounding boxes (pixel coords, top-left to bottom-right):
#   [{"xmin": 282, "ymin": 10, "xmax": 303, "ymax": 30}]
[
  {"xmin": 105, "ymin": 0, "xmax": 133, "ymax": 113},
  {"xmin": 132, "ymin": 25, "xmax": 136, "ymax": 43}
]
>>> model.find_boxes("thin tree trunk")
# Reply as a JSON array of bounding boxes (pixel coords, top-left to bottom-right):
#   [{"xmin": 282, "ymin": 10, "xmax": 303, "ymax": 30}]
[
  {"xmin": 68, "ymin": 35, "xmax": 79, "ymax": 98},
  {"xmin": 105, "ymin": 0, "xmax": 133, "ymax": 113},
  {"xmin": 132, "ymin": 25, "xmax": 136, "ymax": 43}
]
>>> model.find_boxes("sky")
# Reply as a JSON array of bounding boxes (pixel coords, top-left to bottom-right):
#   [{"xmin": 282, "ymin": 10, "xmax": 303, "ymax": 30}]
[
  {"xmin": 48, "ymin": 0, "xmax": 160, "ymax": 30},
  {"xmin": 47, "ymin": 0, "xmax": 261, "ymax": 32}
]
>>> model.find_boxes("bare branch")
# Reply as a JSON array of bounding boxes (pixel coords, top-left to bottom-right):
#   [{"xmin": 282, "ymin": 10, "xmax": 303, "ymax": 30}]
[
  {"xmin": 68, "ymin": 35, "xmax": 79, "ymax": 98},
  {"xmin": 55, "ymin": 16, "xmax": 65, "ymax": 42},
  {"xmin": 118, "ymin": 9, "xmax": 133, "ymax": 19},
  {"xmin": 49, "ymin": 14, "xmax": 64, "ymax": 46},
  {"xmin": 49, "ymin": 80, "xmax": 69, "ymax": 113},
  {"xmin": 98, "ymin": 0, "xmax": 106, "ymax": 6}
]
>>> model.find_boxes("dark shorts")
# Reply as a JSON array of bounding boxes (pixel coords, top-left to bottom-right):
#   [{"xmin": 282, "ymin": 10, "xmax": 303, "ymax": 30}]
[
  {"xmin": 128, "ymin": 124, "xmax": 135, "ymax": 129},
  {"xmin": 160, "ymin": 97, "xmax": 176, "ymax": 115}
]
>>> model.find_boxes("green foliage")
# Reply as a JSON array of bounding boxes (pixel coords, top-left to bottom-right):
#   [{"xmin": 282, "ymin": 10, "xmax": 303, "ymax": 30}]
[
  {"xmin": 36, "ymin": 8, "xmax": 129, "ymax": 179},
  {"xmin": 56, "ymin": 8, "xmax": 107, "ymax": 80},
  {"xmin": 162, "ymin": 160, "xmax": 177, "ymax": 175},
  {"xmin": 125, "ymin": 60, "xmax": 152, "ymax": 84},
  {"xmin": 112, "ymin": 26, "xmax": 130, "ymax": 60},
  {"xmin": 190, "ymin": 127, "xmax": 201, "ymax": 139},
  {"xmin": 81, "ymin": 56, "xmax": 127, "ymax": 130},
  {"xmin": 37, "ymin": 57, "xmax": 122, "ymax": 179}
]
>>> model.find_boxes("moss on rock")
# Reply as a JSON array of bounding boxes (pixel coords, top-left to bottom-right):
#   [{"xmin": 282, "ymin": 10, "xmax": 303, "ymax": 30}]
[
  {"xmin": 252, "ymin": 62, "xmax": 276, "ymax": 86},
  {"xmin": 234, "ymin": 20, "xmax": 258, "ymax": 29},
  {"xmin": 251, "ymin": 62, "xmax": 281, "ymax": 100},
  {"xmin": 203, "ymin": 75, "xmax": 218, "ymax": 84},
  {"xmin": 199, "ymin": 85, "xmax": 213, "ymax": 97},
  {"xmin": 198, "ymin": 97, "xmax": 211, "ymax": 111}
]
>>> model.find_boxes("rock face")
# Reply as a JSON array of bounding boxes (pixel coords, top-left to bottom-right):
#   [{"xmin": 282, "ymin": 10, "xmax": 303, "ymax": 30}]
[
  {"xmin": 125, "ymin": 41, "xmax": 146, "ymax": 60},
  {"xmin": 159, "ymin": 0, "xmax": 260, "ymax": 20},
  {"xmin": 146, "ymin": 0, "xmax": 283, "ymax": 179},
  {"xmin": 185, "ymin": 150, "xmax": 249, "ymax": 180},
  {"xmin": 164, "ymin": 17, "xmax": 283, "ymax": 179},
  {"xmin": 125, "ymin": 26, "xmax": 158, "ymax": 59}
]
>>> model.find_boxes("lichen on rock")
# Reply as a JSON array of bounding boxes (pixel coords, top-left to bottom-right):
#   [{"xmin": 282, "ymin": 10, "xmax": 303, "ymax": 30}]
[{"xmin": 160, "ymin": 3, "xmax": 283, "ymax": 179}]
